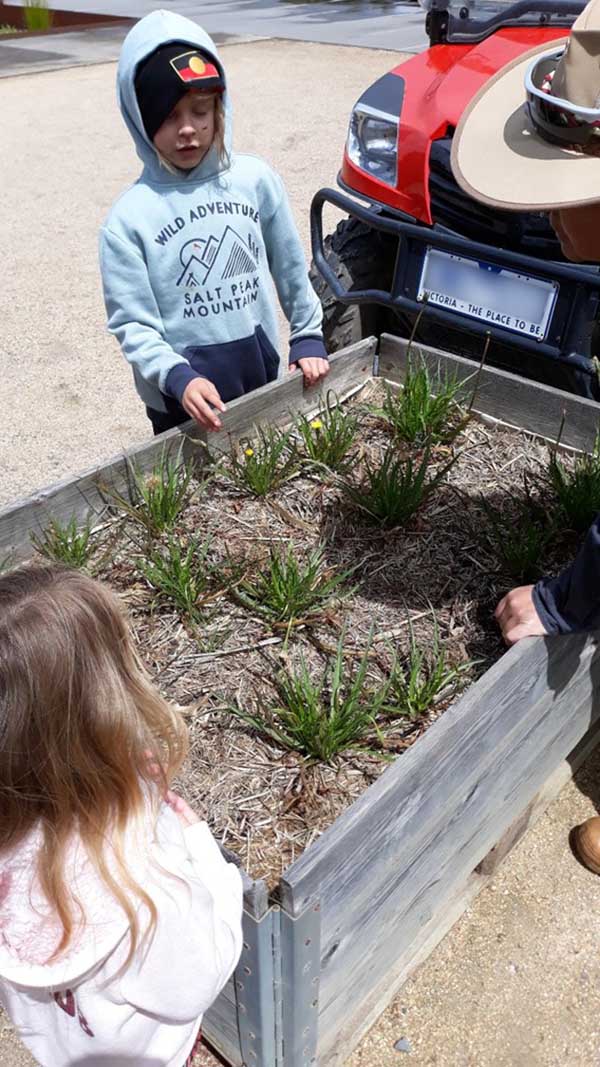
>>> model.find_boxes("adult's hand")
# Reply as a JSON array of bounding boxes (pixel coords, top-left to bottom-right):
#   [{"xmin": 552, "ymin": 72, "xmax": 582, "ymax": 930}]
[
  {"xmin": 182, "ymin": 377, "xmax": 226, "ymax": 431},
  {"xmin": 495, "ymin": 584, "xmax": 549, "ymax": 646}
]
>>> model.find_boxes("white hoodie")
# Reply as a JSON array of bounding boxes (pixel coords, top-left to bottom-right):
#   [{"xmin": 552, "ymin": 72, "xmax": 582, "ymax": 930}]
[{"xmin": 0, "ymin": 804, "xmax": 243, "ymax": 1067}]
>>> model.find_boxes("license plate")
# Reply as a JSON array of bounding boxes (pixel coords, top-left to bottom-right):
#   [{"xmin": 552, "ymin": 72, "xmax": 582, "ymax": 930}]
[{"xmin": 417, "ymin": 248, "xmax": 559, "ymax": 341}]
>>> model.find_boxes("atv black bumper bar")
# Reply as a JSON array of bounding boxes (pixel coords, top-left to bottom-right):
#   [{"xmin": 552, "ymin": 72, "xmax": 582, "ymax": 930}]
[{"xmin": 311, "ymin": 187, "xmax": 600, "ymax": 380}]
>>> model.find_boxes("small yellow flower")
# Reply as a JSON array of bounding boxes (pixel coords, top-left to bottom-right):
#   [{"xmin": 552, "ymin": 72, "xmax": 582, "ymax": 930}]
[
  {"xmin": 310, "ymin": 418, "xmax": 323, "ymax": 431},
  {"xmin": 244, "ymin": 447, "xmax": 254, "ymax": 457}
]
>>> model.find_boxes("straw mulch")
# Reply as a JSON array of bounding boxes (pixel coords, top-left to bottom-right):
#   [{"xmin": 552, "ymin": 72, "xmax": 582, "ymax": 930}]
[{"xmin": 96, "ymin": 381, "xmax": 578, "ymax": 885}]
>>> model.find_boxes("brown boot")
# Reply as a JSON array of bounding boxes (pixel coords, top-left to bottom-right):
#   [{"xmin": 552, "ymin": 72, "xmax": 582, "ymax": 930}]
[{"xmin": 572, "ymin": 816, "xmax": 600, "ymax": 875}]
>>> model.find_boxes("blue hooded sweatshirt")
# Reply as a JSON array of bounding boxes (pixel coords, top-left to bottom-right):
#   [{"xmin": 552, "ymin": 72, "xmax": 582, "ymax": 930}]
[{"xmin": 100, "ymin": 10, "xmax": 327, "ymax": 414}]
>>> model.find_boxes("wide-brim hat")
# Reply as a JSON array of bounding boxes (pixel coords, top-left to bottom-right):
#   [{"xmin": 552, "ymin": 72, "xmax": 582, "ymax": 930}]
[{"xmin": 451, "ymin": 2, "xmax": 600, "ymax": 212}]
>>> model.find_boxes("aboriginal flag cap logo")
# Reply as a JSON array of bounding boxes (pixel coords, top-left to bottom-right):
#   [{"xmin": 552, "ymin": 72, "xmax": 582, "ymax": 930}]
[{"xmin": 170, "ymin": 50, "xmax": 222, "ymax": 86}]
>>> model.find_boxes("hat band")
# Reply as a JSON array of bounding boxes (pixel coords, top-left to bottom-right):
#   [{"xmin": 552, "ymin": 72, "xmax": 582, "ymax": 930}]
[{"xmin": 525, "ymin": 47, "xmax": 600, "ymax": 147}]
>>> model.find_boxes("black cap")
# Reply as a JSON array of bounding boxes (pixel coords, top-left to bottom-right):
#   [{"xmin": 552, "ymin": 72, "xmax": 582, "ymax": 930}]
[{"xmin": 135, "ymin": 42, "xmax": 225, "ymax": 142}]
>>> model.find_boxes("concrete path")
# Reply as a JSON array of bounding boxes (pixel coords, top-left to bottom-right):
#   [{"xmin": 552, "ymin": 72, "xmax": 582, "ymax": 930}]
[
  {"xmin": 0, "ymin": 27, "xmax": 263, "ymax": 77},
  {"xmin": 0, "ymin": 0, "xmax": 427, "ymax": 74}
]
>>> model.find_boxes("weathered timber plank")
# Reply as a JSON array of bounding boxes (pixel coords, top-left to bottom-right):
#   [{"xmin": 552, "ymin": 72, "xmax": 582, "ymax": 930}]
[
  {"xmin": 205, "ymin": 337, "xmax": 375, "ymax": 456},
  {"xmin": 0, "ymin": 340, "xmax": 374, "ymax": 563},
  {"xmin": 477, "ymin": 712, "xmax": 600, "ymax": 876},
  {"xmin": 1, "ymin": 425, "xmax": 206, "ymax": 565},
  {"xmin": 322, "ymin": 870, "xmax": 484, "ymax": 1067},
  {"xmin": 221, "ymin": 846, "xmax": 269, "ymax": 920},
  {"xmin": 378, "ymin": 334, "xmax": 600, "ymax": 452},
  {"xmin": 279, "ymin": 633, "xmax": 600, "ymax": 1063},
  {"xmin": 202, "ymin": 975, "xmax": 244, "ymax": 1067},
  {"xmin": 320, "ymin": 712, "xmax": 600, "ymax": 1066}
]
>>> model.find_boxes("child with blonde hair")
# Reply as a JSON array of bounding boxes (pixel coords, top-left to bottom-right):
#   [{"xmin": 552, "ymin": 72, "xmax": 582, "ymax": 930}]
[
  {"xmin": 0, "ymin": 563, "xmax": 243, "ymax": 1067},
  {"xmin": 101, "ymin": 9, "xmax": 329, "ymax": 437}
]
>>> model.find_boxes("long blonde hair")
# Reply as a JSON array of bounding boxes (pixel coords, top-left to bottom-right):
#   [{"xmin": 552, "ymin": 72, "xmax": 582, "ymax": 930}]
[{"xmin": 0, "ymin": 563, "xmax": 189, "ymax": 964}]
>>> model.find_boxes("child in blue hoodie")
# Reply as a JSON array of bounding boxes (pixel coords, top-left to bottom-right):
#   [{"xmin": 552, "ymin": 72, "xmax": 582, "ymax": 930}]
[{"xmin": 100, "ymin": 10, "xmax": 329, "ymax": 435}]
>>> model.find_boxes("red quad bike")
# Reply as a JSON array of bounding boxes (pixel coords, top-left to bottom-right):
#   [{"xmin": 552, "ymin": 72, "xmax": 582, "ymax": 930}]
[{"xmin": 310, "ymin": 0, "xmax": 600, "ymax": 399}]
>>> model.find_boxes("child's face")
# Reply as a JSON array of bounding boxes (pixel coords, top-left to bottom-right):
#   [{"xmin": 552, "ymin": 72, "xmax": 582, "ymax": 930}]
[{"xmin": 153, "ymin": 90, "xmax": 216, "ymax": 170}]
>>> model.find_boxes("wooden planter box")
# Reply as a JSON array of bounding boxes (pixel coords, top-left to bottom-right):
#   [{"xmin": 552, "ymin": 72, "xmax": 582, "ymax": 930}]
[{"xmin": 3, "ymin": 335, "xmax": 600, "ymax": 1067}]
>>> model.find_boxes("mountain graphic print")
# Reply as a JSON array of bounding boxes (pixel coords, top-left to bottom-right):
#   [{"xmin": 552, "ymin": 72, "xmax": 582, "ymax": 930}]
[{"xmin": 177, "ymin": 226, "xmax": 259, "ymax": 288}]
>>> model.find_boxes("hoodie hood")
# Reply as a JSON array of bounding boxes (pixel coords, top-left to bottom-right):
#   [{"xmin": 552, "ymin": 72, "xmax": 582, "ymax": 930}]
[
  {"xmin": 117, "ymin": 10, "xmax": 232, "ymax": 184},
  {"xmin": 0, "ymin": 806, "xmax": 163, "ymax": 988}
]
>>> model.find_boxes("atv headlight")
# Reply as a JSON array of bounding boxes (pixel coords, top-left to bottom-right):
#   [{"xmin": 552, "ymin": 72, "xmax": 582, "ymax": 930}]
[{"xmin": 347, "ymin": 105, "xmax": 398, "ymax": 186}]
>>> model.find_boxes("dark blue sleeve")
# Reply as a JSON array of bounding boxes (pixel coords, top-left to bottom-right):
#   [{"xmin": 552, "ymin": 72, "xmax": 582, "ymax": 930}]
[
  {"xmin": 533, "ymin": 513, "xmax": 600, "ymax": 633},
  {"xmin": 165, "ymin": 362, "xmax": 200, "ymax": 402},
  {"xmin": 289, "ymin": 335, "xmax": 329, "ymax": 365}
]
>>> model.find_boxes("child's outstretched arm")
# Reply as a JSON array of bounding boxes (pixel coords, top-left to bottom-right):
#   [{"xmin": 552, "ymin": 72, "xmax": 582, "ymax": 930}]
[
  {"xmin": 100, "ymin": 228, "xmax": 225, "ymax": 430},
  {"xmin": 261, "ymin": 177, "xmax": 330, "ymax": 388}
]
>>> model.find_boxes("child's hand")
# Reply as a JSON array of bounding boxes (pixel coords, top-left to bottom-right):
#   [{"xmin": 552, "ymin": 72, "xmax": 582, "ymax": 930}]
[
  {"xmin": 495, "ymin": 585, "xmax": 549, "ymax": 646},
  {"xmin": 290, "ymin": 357, "xmax": 330, "ymax": 387},
  {"xmin": 165, "ymin": 790, "xmax": 201, "ymax": 828},
  {"xmin": 182, "ymin": 377, "xmax": 226, "ymax": 431}
]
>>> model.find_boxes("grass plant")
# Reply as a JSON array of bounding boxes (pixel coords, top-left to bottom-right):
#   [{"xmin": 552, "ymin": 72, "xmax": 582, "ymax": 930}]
[
  {"xmin": 547, "ymin": 433, "xmax": 600, "ymax": 533},
  {"xmin": 480, "ymin": 486, "xmax": 552, "ymax": 582},
  {"xmin": 295, "ymin": 393, "xmax": 359, "ymax": 472},
  {"xmin": 225, "ymin": 425, "xmax": 299, "ymax": 497},
  {"xmin": 384, "ymin": 619, "xmax": 472, "ymax": 720},
  {"xmin": 229, "ymin": 632, "xmax": 388, "ymax": 761},
  {"xmin": 0, "ymin": 25, "xmax": 18, "ymax": 34},
  {"xmin": 23, "ymin": 0, "xmax": 53, "ymax": 31},
  {"xmin": 137, "ymin": 533, "xmax": 221, "ymax": 625},
  {"xmin": 233, "ymin": 544, "xmax": 354, "ymax": 628},
  {"xmin": 342, "ymin": 445, "xmax": 456, "ymax": 528},
  {"xmin": 104, "ymin": 448, "xmax": 195, "ymax": 538},
  {"xmin": 374, "ymin": 360, "xmax": 466, "ymax": 446},
  {"xmin": 30, "ymin": 515, "xmax": 94, "ymax": 569}
]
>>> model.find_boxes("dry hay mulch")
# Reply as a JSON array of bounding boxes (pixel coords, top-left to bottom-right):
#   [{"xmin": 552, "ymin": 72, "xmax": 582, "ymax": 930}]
[{"xmin": 90, "ymin": 381, "xmax": 580, "ymax": 886}]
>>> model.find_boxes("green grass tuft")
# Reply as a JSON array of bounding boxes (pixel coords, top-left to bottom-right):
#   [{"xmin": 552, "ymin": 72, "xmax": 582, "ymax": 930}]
[
  {"xmin": 480, "ymin": 485, "xmax": 551, "ymax": 583},
  {"xmin": 23, "ymin": 0, "xmax": 53, "ymax": 32},
  {"xmin": 136, "ymin": 533, "xmax": 222, "ymax": 625},
  {"xmin": 233, "ymin": 544, "xmax": 354, "ymax": 627},
  {"xmin": 224, "ymin": 425, "xmax": 299, "ymax": 497},
  {"xmin": 31, "ymin": 515, "xmax": 94, "ymax": 569},
  {"xmin": 374, "ymin": 361, "xmax": 466, "ymax": 446},
  {"xmin": 384, "ymin": 618, "xmax": 473, "ymax": 720},
  {"xmin": 342, "ymin": 445, "xmax": 456, "ymax": 528},
  {"xmin": 229, "ymin": 632, "xmax": 387, "ymax": 762},
  {"xmin": 547, "ymin": 434, "xmax": 600, "ymax": 534},
  {"xmin": 295, "ymin": 393, "xmax": 359, "ymax": 472},
  {"xmin": 104, "ymin": 447, "xmax": 196, "ymax": 538}
]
